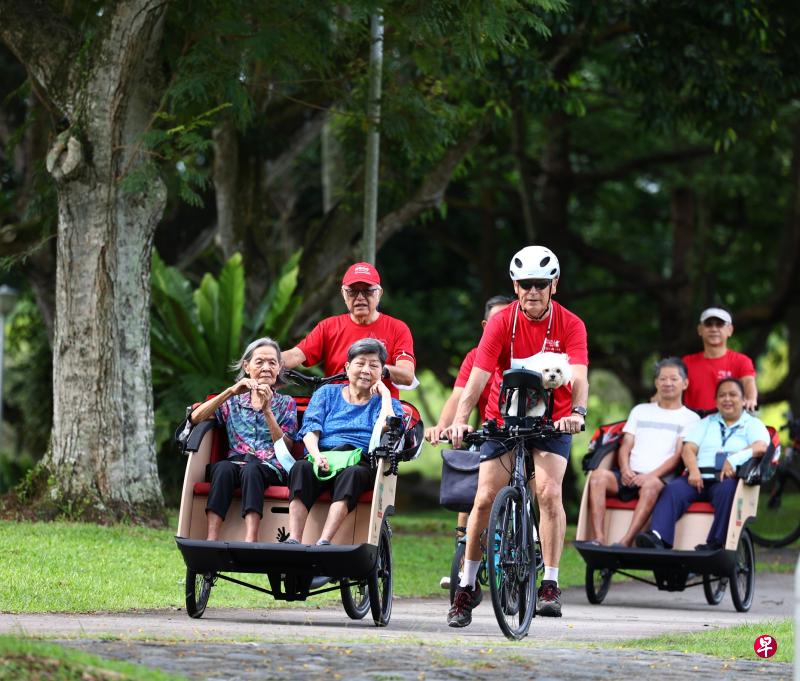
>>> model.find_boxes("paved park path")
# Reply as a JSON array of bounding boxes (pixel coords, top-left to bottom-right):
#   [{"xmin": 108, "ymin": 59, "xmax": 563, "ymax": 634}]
[{"xmin": 2, "ymin": 574, "xmax": 793, "ymax": 679}]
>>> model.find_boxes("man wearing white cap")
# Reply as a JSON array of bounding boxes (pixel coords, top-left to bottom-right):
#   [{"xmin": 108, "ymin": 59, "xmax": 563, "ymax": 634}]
[{"xmin": 682, "ymin": 307, "xmax": 757, "ymax": 413}]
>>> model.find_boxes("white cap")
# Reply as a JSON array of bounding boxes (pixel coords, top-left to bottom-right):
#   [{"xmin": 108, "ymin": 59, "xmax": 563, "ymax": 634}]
[{"xmin": 699, "ymin": 307, "xmax": 732, "ymax": 325}]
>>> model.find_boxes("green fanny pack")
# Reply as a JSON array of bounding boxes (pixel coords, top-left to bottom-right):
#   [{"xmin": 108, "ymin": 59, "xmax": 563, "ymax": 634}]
[{"xmin": 307, "ymin": 448, "xmax": 363, "ymax": 481}]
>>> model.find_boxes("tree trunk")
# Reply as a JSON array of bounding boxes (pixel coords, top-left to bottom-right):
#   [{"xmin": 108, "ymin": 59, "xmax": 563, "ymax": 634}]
[{"xmin": 0, "ymin": 0, "xmax": 170, "ymax": 521}]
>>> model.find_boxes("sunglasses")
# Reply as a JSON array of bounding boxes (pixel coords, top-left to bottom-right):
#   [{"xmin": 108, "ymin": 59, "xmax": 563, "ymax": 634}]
[
  {"xmin": 343, "ymin": 287, "xmax": 381, "ymax": 299},
  {"xmin": 702, "ymin": 319, "xmax": 728, "ymax": 328},
  {"xmin": 517, "ymin": 279, "xmax": 552, "ymax": 291}
]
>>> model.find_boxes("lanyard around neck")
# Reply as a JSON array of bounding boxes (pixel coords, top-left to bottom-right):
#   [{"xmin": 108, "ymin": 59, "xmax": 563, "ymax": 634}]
[
  {"xmin": 718, "ymin": 419, "xmax": 741, "ymax": 448},
  {"xmin": 510, "ymin": 301, "xmax": 553, "ymax": 361}
]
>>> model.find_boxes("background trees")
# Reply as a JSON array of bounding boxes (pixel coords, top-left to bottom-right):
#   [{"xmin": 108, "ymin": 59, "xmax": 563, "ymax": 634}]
[{"xmin": 1, "ymin": 1, "xmax": 798, "ymax": 516}]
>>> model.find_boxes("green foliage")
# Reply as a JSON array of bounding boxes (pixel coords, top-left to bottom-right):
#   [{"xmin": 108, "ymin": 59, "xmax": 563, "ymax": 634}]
[
  {"xmin": 0, "ymin": 635, "xmax": 186, "ymax": 681},
  {"xmin": 150, "ymin": 248, "xmax": 302, "ymax": 453},
  {"xmin": 613, "ymin": 619, "xmax": 794, "ymax": 662}
]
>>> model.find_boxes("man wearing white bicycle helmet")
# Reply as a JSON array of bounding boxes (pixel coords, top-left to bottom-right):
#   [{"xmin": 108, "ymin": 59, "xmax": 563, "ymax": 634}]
[{"xmin": 445, "ymin": 245, "xmax": 589, "ymax": 625}]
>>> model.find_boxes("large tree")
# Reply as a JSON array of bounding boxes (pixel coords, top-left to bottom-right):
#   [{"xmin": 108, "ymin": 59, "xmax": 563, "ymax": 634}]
[{"xmin": 0, "ymin": 0, "xmax": 169, "ymax": 519}]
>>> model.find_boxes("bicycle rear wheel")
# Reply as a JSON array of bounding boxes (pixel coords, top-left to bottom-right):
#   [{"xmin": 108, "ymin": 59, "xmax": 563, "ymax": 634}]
[
  {"xmin": 487, "ymin": 486, "xmax": 536, "ymax": 640},
  {"xmin": 749, "ymin": 467, "xmax": 800, "ymax": 548}
]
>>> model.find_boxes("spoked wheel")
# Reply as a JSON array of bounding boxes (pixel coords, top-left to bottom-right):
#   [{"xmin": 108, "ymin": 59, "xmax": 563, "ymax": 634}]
[
  {"xmin": 585, "ymin": 566, "xmax": 612, "ymax": 604},
  {"xmin": 749, "ymin": 467, "xmax": 800, "ymax": 547},
  {"xmin": 368, "ymin": 521, "xmax": 393, "ymax": 626},
  {"xmin": 185, "ymin": 569, "xmax": 215, "ymax": 619},
  {"xmin": 340, "ymin": 579, "xmax": 370, "ymax": 620},
  {"xmin": 449, "ymin": 540, "xmax": 466, "ymax": 605},
  {"xmin": 487, "ymin": 486, "xmax": 536, "ymax": 640},
  {"xmin": 702, "ymin": 574, "xmax": 728, "ymax": 606},
  {"xmin": 729, "ymin": 529, "xmax": 755, "ymax": 612}
]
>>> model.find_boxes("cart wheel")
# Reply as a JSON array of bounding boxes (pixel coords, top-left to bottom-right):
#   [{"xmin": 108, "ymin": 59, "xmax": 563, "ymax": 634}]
[
  {"xmin": 368, "ymin": 521, "xmax": 393, "ymax": 627},
  {"xmin": 585, "ymin": 566, "xmax": 612, "ymax": 604},
  {"xmin": 729, "ymin": 529, "xmax": 755, "ymax": 612},
  {"xmin": 185, "ymin": 569, "xmax": 214, "ymax": 618},
  {"xmin": 702, "ymin": 574, "xmax": 728, "ymax": 606},
  {"xmin": 340, "ymin": 580, "xmax": 370, "ymax": 620},
  {"xmin": 449, "ymin": 540, "xmax": 466, "ymax": 605}
]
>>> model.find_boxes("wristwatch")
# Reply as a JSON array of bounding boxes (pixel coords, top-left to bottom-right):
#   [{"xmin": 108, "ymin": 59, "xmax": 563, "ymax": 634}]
[{"xmin": 571, "ymin": 406, "xmax": 587, "ymax": 418}]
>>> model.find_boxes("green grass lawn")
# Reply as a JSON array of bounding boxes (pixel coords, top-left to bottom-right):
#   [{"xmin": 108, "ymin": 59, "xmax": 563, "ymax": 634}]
[
  {"xmin": 0, "ymin": 635, "xmax": 186, "ymax": 680},
  {"xmin": 0, "ymin": 510, "xmax": 789, "ymax": 613},
  {"xmin": 609, "ymin": 618, "xmax": 793, "ymax": 663}
]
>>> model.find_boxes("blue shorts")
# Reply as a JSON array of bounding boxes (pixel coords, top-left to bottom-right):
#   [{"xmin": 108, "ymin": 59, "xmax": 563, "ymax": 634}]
[{"xmin": 479, "ymin": 433, "xmax": 572, "ymax": 462}]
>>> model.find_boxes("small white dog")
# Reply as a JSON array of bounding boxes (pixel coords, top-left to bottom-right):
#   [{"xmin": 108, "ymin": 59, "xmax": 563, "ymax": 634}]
[{"xmin": 506, "ymin": 352, "xmax": 572, "ymax": 418}]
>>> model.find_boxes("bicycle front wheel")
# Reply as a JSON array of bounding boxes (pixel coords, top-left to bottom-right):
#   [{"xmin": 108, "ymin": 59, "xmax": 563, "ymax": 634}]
[
  {"xmin": 487, "ymin": 486, "xmax": 536, "ymax": 640},
  {"xmin": 749, "ymin": 467, "xmax": 800, "ymax": 548}
]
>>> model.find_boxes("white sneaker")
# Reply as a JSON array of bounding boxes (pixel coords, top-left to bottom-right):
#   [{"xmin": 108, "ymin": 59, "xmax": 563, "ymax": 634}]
[{"xmin": 439, "ymin": 576, "xmax": 450, "ymax": 589}]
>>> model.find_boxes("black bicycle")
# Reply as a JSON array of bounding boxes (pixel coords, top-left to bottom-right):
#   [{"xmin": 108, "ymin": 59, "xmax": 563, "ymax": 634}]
[
  {"xmin": 459, "ymin": 366, "xmax": 571, "ymax": 640},
  {"xmin": 749, "ymin": 416, "xmax": 800, "ymax": 548}
]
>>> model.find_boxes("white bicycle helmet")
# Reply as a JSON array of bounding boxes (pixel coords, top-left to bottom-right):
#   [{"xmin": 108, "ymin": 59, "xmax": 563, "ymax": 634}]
[{"xmin": 509, "ymin": 246, "xmax": 560, "ymax": 280}]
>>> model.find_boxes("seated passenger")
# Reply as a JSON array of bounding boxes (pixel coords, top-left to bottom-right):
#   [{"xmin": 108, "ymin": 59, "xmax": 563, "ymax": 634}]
[
  {"xmin": 636, "ymin": 377, "xmax": 769, "ymax": 551},
  {"xmin": 285, "ymin": 338, "xmax": 404, "ymax": 545},
  {"xmin": 588, "ymin": 357, "xmax": 699, "ymax": 546},
  {"xmin": 190, "ymin": 338, "xmax": 297, "ymax": 542}
]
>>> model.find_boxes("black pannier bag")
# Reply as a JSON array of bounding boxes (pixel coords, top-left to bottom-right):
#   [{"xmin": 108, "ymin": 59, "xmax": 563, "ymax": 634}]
[{"xmin": 439, "ymin": 448, "xmax": 481, "ymax": 512}]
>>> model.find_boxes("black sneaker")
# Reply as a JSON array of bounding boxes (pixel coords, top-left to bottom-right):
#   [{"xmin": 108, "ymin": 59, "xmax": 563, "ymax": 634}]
[
  {"xmin": 536, "ymin": 581, "xmax": 562, "ymax": 617},
  {"xmin": 694, "ymin": 540, "xmax": 723, "ymax": 552},
  {"xmin": 635, "ymin": 530, "xmax": 666, "ymax": 550},
  {"xmin": 447, "ymin": 584, "xmax": 480, "ymax": 627}
]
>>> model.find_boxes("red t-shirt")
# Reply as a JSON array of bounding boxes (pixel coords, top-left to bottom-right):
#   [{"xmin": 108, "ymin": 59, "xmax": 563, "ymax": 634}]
[
  {"xmin": 682, "ymin": 350, "xmax": 756, "ymax": 411},
  {"xmin": 296, "ymin": 313, "xmax": 415, "ymax": 398},
  {"xmin": 474, "ymin": 301, "xmax": 588, "ymax": 421},
  {"xmin": 454, "ymin": 347, "xmax": 491, "ymax": 421}
]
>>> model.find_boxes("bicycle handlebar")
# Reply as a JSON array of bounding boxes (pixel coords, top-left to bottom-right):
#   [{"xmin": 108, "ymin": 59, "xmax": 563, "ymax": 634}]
[
  {"xmin": 283, "ymin": 369, "xmax": 348, "ymax": 390},
  {"xmin": 460, "ymin": 418, "xmax": 584, "ymax": 446}
]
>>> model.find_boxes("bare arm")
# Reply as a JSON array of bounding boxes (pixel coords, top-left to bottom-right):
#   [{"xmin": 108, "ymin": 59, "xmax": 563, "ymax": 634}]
[
  {"xmin": 554, "ymin": 364, "xmax": 589, "ymax": 433},
  {"xmin": 190, "ymin": 379, "xmax": 251, "ymax": 424},
  {"xmin": 681, "ymin": 441, "xmax": 703, "ymax": 492},
  {"xmin": 425, "ymin": 387, "xmax": 464, "ymax": 443},
  {"xmin": 386, "ymin": 358, "xmax": 415, "ymax": 386},
  {"xmin": 741, "ymin": 375, "xmax": 758, "ymax": 411},
  {"xmin": 616, "ymin": 433, "xmax": 635, "ymax": 484},
  {"xmin": 281, "ymin": 347, "xmax": 307, "ymax": 370},
  {"xmin": 446, "ymin": 367, "xmax": 491, "ymax": 448}
]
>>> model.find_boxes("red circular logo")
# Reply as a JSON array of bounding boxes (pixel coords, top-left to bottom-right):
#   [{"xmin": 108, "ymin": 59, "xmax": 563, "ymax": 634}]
[{"xmin": 754, "ymin": 634, "xmax": 778, "ymax": 658}]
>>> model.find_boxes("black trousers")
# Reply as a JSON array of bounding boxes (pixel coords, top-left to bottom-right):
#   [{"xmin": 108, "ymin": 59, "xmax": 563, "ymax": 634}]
[
  {"xmin": 206, "ymin": 458, "xmax": 283, "ymax": 520},
  {"xmin": 288, "ymin": 459, "xmax": 375, "ymax": 513}
]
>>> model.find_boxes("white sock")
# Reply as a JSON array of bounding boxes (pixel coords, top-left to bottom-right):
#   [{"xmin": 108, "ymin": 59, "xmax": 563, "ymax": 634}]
[
  {"xmin": 543, "ymin": 566, "xmax": 559, "ymax": 584},
  {"xmin": 459, "ymin": 559, "xmax": 481, "ymax": 588}
]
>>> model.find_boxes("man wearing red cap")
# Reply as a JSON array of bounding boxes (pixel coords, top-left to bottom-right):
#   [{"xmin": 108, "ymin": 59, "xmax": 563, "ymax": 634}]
[
  {"xmin": 282, "ymin": 262, "xmax": 415, "ymax": 397},
  {"xmin": 682, "ymin": 307, "xmax": 758, "ymax": 413}
]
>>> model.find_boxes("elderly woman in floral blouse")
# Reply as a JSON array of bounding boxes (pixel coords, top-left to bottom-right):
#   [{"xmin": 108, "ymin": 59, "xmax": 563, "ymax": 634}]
[{"xmin": 190, "ymin": 337, "xmax": 297, "ymax": 542}]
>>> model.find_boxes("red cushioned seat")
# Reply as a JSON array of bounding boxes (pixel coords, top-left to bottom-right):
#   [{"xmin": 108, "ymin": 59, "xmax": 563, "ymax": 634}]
[
  {"xmin": 605, "ymin": 496, "xmax": 715, "ymax": 514},
  {"xmin": 192, "ymin": 481, "xmax": 372, "ymax": 503}
]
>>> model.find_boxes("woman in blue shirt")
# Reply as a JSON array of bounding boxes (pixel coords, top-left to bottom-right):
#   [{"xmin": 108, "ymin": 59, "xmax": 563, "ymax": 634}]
[
  {"xmin": 285, "ymin": 338, "xmax": 403, "ymax": 545},
  {"xmin": 636, "ymin": 377, "xmax": 769, "ymax": 551}
]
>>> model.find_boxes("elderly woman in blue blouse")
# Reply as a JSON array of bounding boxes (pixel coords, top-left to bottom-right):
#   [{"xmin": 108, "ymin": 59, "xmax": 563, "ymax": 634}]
[
  {"xmin": 285, "ymin": 338, "xmax": 404, "ymax": 545},
  {"xmin": 636, "ymin": 378, "xmax": 769, "ymax": 551},
  {"xmin": 190, "ymin": 337, "xmax": 297, "ymax": 542}
]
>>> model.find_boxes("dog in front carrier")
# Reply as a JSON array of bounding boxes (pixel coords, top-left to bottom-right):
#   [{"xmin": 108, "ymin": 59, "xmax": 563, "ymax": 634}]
[{"xmin": 507, "ymin": 352, "xmax": 572, "ymax": 418}]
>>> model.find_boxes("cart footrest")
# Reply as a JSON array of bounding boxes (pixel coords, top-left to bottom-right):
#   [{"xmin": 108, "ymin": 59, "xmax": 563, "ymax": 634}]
[{"xmin": 175, "ymin": 536, "xmax": 378, "ymax": 579}]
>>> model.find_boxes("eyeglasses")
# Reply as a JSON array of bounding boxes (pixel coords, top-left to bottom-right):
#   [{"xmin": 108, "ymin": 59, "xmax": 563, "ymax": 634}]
[
  {"xmin": 517, "ymin": 279, "xmax": 552, "ymax": 291},
  {"xmin": 343, "ymin": 287, "xmax": 381, "ymax": 299},
  {"xmin": 702, "ymin": 319, "xmax": 728, "ymax": 328}
]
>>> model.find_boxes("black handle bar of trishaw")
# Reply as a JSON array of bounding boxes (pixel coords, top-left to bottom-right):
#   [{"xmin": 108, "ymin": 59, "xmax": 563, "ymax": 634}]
[
  {"xmin": 459, "ymin": 418, "xmax": 584, "ymax": 446},
  {"xmin": 283, "ymin": 368, "xmax": 347, "ymax": 391}
]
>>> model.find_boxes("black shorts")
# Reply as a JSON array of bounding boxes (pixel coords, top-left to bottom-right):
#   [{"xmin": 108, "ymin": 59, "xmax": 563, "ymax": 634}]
[
  {"xmin": 611, "ymin": 469, "xmax": 640, "ymax": 502},
  {"xmin": 479, "ymin": 433, "xmax": 572, "ymax": 462}
]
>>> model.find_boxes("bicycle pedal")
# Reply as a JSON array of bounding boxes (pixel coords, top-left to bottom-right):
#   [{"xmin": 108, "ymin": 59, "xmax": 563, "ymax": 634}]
[{"xmin": 439, "ymin": 576, "xmax": 451, "ymax": 589}]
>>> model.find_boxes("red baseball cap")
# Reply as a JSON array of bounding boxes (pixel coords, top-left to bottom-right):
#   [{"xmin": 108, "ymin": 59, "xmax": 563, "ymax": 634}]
[{"xmin": 342, "ymin": 262, "xmax": 381, "ymax": 287}]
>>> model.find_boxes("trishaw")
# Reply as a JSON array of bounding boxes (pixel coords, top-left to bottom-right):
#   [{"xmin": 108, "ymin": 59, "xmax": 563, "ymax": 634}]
[
  {"xmin": 573, "ymin": 420, "xmax": 781, "ymax": 612},
  {"xmin": 174, "ymin": 370, "xmax": 424, "ymax": 627}
]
